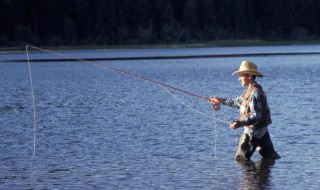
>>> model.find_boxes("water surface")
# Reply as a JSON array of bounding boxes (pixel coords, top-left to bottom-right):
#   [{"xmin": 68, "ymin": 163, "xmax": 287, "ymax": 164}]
[{"xmin": 0, "ymin": 48, "xmax": 319, "ymax": 189}]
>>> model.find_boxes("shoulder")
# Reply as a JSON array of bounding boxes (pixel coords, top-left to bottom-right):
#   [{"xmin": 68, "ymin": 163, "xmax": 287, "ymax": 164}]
[
  {"xmin": 252, "ymin": 83, "xmax": 265, "ymax": 94},
  {"xmin": 251, "ymin": 83, "xmax": 266, "ymax": 98}
]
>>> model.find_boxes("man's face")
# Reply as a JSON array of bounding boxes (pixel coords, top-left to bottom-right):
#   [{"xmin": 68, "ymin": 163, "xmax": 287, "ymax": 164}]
[{"xmin": 238, "ymin": 73, "xmax": 251, "ymax": 87}]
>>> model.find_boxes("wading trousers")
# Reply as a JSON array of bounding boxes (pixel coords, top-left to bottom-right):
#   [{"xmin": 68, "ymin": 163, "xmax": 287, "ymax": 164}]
[{"xmin": 235, "ymin": 131, "xmax": 281, "ymax": 161}]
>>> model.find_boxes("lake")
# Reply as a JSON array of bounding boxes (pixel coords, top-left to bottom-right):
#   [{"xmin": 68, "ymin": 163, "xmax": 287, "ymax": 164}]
[{"xmin": 1, "ymin": 46, "xmax": 320, "ymax": 189}]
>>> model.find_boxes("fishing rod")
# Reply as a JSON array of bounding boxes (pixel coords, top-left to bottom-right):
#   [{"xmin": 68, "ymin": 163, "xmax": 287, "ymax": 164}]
[
  {"xmin": 25, "ymin": 45, "xmax": 225, "ymax": 158},
  {"xmin": 26, "ymin": 45, "xmax": 213, "ymax": 103}
]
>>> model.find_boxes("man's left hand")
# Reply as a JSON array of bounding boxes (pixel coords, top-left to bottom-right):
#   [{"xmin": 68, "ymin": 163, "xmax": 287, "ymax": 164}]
[{"xmin": 230, "ymin": 120, "xmax": 242, "ymax": 129}]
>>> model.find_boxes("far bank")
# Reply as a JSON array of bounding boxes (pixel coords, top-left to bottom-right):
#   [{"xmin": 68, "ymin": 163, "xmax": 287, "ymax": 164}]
[{"xmin": 2, "ymin": 40, "xmax": 320, "ymax": 53}]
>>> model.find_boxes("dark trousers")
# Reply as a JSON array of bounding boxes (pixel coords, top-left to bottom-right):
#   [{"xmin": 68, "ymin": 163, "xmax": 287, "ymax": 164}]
[{"xmin": 235, "ymin": 131, "xmax": 281, "ymax": 161}]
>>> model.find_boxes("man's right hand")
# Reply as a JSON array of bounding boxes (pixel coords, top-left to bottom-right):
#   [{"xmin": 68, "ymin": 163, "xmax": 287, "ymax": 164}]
[
  {"xmin": 209, "ymin": 96, "xmax": 224, "ymax": 104},
  {"xmin": 209, "ymin": 96, "xmax": 223, "ymax": 111}
]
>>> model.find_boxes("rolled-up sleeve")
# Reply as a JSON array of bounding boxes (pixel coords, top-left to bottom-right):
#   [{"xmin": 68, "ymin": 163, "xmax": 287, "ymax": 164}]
[{"xmin": 222, "ymin": 96, "xmax": 242, "ymax": 109}]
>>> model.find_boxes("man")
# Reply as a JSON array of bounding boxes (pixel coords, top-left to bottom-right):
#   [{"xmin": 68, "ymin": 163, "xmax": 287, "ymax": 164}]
[{"xmin": 210, "ymin": 61, "xmax": 280, "ymax": 161}]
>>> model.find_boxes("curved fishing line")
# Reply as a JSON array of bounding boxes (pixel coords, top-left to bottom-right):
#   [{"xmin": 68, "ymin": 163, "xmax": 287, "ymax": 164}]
[
  {"xmin": 25, "ymin": 45, "xmax": 230, "ymax": 158},
  {"xmin": 158, "ymin": 84, "xmax": 229, "ymax": 124},
  {"xmin": 26, "ymin": 45, "xmax": 37, "ymax": 158}
]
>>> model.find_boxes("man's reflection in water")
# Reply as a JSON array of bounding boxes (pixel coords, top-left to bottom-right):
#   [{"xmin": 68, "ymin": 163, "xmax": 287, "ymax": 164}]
[{"xmin": 237, "ymin": 158, "xmax": 276, "ymax": 190}]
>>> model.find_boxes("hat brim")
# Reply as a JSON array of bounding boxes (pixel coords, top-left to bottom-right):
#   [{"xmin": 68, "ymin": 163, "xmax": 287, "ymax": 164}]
[{"xmin": 232, "ymin": 70, "xmax": 263, "ymax": 77}]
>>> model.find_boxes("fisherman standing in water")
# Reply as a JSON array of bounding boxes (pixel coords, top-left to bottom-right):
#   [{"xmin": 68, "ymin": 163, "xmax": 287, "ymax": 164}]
[{"xmin": 210, "ymin": 61, "xmax": 280, "ymax": 161}]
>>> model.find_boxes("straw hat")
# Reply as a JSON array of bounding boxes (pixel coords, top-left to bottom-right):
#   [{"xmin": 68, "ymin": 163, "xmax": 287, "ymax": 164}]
[{"xmin": 232, "ymin": 61, "xmax": 263, "ymax": 77}]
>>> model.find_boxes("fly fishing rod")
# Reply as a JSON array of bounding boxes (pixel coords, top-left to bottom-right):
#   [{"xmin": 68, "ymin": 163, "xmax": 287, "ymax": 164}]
[{"xmin": 26, "ymin": 45, "xmax": 213, "ymax": 102}]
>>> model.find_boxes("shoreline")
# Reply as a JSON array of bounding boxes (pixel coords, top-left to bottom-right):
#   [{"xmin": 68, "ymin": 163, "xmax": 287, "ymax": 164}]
[
  {"xmin": 2, "ymin": 40, "xmax": 320, "ymax": 52},
  {"xmin": 4, "ymin": 51, "xmax": 320, "ymax": 63},
  {"xmin": 2, "ymin": 42, "xmax": 320, "ymax": 62}
]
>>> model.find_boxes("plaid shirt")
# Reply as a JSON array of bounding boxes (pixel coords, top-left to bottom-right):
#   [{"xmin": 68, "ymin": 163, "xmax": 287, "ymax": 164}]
[{"xmin": 222, "ymin": 82, "xmax": 268, "ymax": 138}]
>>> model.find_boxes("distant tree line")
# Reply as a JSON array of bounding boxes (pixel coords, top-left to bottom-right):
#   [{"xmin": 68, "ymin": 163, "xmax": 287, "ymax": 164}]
[{"xmin": 1, "ymin": 0, "xmax": 320, "ymax": 47}]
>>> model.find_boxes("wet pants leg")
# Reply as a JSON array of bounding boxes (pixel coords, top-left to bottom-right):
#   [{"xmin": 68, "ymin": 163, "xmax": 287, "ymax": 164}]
[
  {"xmin": 235, "ymin": 131, "xmax": 281, "ymax": 160},
  {"xmin": 257, "ymin": 131, "xmax": 281, "ymax": 159},
  {"xmin": 235, "ymin": 133, "xmax": 259, "ymax": 161}
]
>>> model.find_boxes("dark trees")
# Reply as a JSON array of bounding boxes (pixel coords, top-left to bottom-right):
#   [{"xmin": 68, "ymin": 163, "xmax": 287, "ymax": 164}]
[{"xmin": 0, "ymin": 0, "xmax": 319, "ymax": 47}]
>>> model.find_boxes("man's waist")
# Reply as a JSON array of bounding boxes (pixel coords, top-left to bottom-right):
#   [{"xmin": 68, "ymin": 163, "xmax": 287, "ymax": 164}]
[{"xmin": 244, "ymin": 126, "xmax": 268, "ymax": 139}]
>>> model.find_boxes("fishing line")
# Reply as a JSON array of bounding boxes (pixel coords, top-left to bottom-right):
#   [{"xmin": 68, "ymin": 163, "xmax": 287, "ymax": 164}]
[
  {"xmin": 25, "ymin": 45, "xmax": 230, "ymax": 158},
  {"xmin": 158, "ymin": 84, "xmax": 229, "ymax": 124},
  {"xmin": 234, "ymin": 129, "xmax": 238, "ymax": 149},
  {"xmin": 26, "ymin": 46, "xmax": 37, "ymax": 159},
  {"xmin": 158, "ymin": 84, "xmax": 229, "ymax": 159},
  {"xmin": 26, "ymin": 45, "xmax": 209, "ymax": 102},
  {"xmin": 159, "ymin": 84, "xmax": 238, "ymax": 157},
  {"xmin": 212, "ymin": 110, "xmax": 218, "ymax": 159}
]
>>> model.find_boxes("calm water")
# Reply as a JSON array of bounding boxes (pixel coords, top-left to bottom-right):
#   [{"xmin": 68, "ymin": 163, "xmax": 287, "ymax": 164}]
[{"xmin": 1, "ymin": 49, "xmax": 320, "ymax": 189}]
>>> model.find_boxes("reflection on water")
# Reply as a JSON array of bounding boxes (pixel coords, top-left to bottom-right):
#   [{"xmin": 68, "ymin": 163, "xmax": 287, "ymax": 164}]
[{"xmin": 237, "ymin": 158, "xmax": 276, "ymax": 190}]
